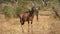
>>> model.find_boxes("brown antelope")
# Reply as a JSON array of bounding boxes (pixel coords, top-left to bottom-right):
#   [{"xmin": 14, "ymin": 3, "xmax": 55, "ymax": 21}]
[{"xmin": 17, "ymin": 6, "xmax": 39, "ymax": 34}]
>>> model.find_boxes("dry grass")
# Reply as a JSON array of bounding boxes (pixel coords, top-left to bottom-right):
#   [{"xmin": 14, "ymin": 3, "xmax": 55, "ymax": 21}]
[{"xmin": 0, "ymin": 11, "xmax": 60, "ymax": 34}]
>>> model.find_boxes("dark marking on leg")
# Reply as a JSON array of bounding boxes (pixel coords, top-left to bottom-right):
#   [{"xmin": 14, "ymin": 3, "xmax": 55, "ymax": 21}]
[
  {"xmin": 31, "ymin": 21, "xmax": 32, "ymax": 24},
  {"xmin": 31, "ymin": 21, "xmax": 33, "ymax": 34}
]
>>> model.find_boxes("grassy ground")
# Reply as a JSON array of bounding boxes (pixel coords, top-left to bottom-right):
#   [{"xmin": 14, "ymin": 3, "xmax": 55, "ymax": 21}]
[{"xmin": 0, "ymin": 11, "xmax": 60, "ymax": 34}]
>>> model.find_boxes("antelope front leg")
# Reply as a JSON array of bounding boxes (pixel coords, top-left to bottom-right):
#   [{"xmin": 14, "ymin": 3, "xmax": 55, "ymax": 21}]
[
  {"xmin": 28, "ymin": 21, "xmax": 30, "ymax": 34},
  {"xmin": 21, "ymin": 24, "xmax": 24, "ymax": 33},
  {"xmin": 31, "ymin": 21, "xmax": 33, "ymax": 34},
  {"xmin": 20, "ymin": 20, "xmax": 25, "ymax": 33}
]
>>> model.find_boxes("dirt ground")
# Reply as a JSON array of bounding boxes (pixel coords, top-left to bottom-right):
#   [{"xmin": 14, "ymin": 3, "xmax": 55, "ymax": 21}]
[{"xmin": 0, "ymin": 11, "xmax": 60, "ymax": 34}]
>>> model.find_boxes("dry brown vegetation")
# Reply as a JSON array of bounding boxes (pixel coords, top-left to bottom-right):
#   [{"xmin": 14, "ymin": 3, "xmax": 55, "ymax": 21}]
[
  {"xmin": 0, "ymin": 11, "xmax": 60, "ymax": 34},
  {"xmin": 0, "ymin": 0, "xmax": 60, "ymax": 34}
]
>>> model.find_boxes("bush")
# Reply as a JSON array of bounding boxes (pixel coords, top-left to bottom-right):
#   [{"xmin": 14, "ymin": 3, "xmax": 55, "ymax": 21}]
[
  {"xmin": 16, "ymin": 5, "xmax": 29, "ymax": 15},
  {"xmin": 2, "ymin": 6, "xmax": 14, "ymax": 18}
]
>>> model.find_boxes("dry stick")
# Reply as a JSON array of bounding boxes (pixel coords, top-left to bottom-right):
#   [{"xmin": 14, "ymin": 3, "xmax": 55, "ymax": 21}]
[
  {"xmin": 53, "ymin": 7, "xmax": 60, "ymax": 18},
  {"xmin": 54, "ymin": 11, "xmax": 60, "ymax": 18}
]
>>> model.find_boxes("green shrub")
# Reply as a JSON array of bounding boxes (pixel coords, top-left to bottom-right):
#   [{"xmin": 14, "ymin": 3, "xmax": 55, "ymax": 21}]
[
  {"xmin": 16, "ymin": 5, "xmax": 29, "ymax": 15},
  {"xmin": 2, "ymin": 6, "xmax": 14, "ymax": 18}
]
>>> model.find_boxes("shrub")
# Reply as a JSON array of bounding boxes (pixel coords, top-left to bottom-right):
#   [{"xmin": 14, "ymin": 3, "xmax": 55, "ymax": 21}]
[
  {"xmin": 16, "ymin": 5, "xmax": 29, "ymax": 15},
  {"xmin": 2, "ymin": 6, "xmax": 14, "ymax": 18}
]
